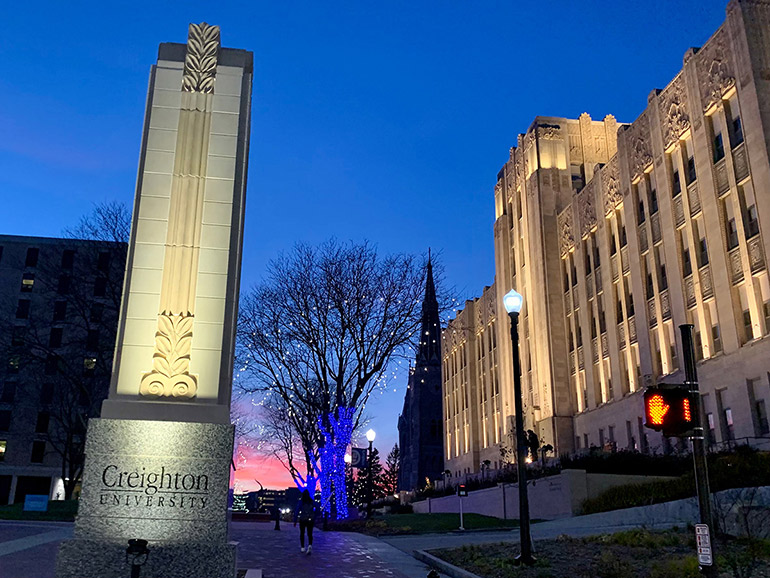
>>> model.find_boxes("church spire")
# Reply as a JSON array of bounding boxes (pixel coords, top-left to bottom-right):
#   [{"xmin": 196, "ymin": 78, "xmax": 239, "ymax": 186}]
[{"xmin": 417, "ymin": 249, "xmax": 441, "ymax": 364}]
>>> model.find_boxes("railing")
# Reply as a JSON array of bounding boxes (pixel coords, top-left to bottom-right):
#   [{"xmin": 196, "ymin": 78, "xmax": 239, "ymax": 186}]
[
  {"xmin": 601, "ymin": 333, "xmax": 609, "ymax": 358},
  {"xmin": 639, "ymin": 226, "xmax": 649, "ymax": 253},
  {"xmin": 687, "ymin": 181, "xmax": 701, "ymax": 216},
  {"xmin": 592, "ymin": 337, "xmax": 599, "ymax": 364},
  {"xmin": 700, "ymin": 264, "xmax": 714, "ymax": 300},
  {"xmin": 578, "ymin": 346, "xmax": 585, "ymax": 370},
  {"xmin": 714, "ymin": 157, "xmax": 730, "ymax": 196},
  {"xmin": 621, "ymin": 246, "xmax": 630, "ymax": 274},
  {"xmin": 674, "ymin": 195, "xmax": 685, "ymax": 227},
  {"xmin": 685, "ymin": 275, "xmax": 696, "ymax": 308},
  {"xmin": 651, "ymin": 213, "xmax": 661, "ymax": 244},
  {"xmin": 569, "ymin": 353, "xmax": 576, "ymax": 375},
  {"xmin": 648, "ymin": 298, "xmax": 657, "ymax": 327},
  {"xmin": 660, "ymin": 289, "xmax": 671, "ymax": 320},
  {"xmin": 618, "ymin": 323, "xmax": 626, "ymax": 350},
  {"xmin": 733, "ymin": 142, "xmax": 749, "ymax": 182},
  {"xmin": 729, "ymin": 246, "xmax": 743, "ymax": 284},
  {"xmin": 748, "ymin": 236, "xmax": 766, "ymax": 273},
  {"xmin": 629, "ymin": 315, "xmax": 637, "ymax": 344}
]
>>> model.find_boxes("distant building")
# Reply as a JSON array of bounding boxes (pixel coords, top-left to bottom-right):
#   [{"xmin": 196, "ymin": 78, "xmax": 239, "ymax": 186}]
[
  {"xmin": 0, "ymin": 235, "xmax": 126, "ymax": 504},
  {"xmin": 244, "ymin": 487, "xmax": 301, "ymax": 513},
  {"xmin": 398, "ymin": 257, "xmax": 444, "ymax": 490},
  {"xmin": 444, "ymin": 0, "xmax": 770, "ymax": 478}
]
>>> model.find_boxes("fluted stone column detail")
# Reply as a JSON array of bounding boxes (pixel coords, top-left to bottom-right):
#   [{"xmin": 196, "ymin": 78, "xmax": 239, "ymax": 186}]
[{"xmin": 140, "ymin": 23, "xmax": 220, "ymax": 399}]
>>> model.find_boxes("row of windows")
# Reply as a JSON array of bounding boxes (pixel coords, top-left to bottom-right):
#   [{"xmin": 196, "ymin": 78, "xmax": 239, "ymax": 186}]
[
  {"xmin": 15, "ymin": 299, "xmax": 105, "ymax": 322},
  {"xmin": 4, "ymin": 354, "xmax": 98, "ymax": 379},
  {"xmin": 0, "ymin": 439, "xmax": 47, "ymax": 464},
  {"xmin": 10, "ymin": 326, "xmax": 101, "ymax": 350},
  {"xmin": 0, "ymin": 410, "xmax": 49, "ymax": 433},
  {"xmin": 0, "ymin": 381, "xmax": 93, "ymax": 406},
  {"xmin": 15, "ymin": 273, "xmax": 109, "ymax": 297},
  {"xmin": 0, "ymin": 246, "xmax": 112, "ymax": 272}
]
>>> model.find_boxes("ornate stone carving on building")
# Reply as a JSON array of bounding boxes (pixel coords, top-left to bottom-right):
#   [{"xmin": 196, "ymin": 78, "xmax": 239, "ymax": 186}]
[
  {"xmin": 537, "ymin": 124, "xmax": 562, "ymax": 140},
  {"xmin": 625, "ymin": 110, "xmax": 652, "ymax": 182},
  {"xmin": 568, "ymin": 123, "xmax": 582, "ymax": 161},
  {"xmin": 659, "ymin": 74, "xmax": 690, "ymax": 149},
  {"xmin": 578, "ymin": 183, "xmax": 597, "ymax": 237},
  {"xmin": 696, "ymin": 26, "xmax": 735, "ymax": 111},
  {"xmin": 182, "ymin": 23, "xmax": 221, "ymax": 94},
  {"xmin": 602, "ymin": 157, "xmax": 622, "ymax": 215},
  {"xmin": 559, "ymin": 208, "xmax": 575, "ymax": 257}
]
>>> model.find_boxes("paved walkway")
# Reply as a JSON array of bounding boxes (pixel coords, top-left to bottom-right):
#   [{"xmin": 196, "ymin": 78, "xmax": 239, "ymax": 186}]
[
  {"xmin": 0, "ymin": 520, "xmax": 440, "ymax": 578},
  {"xmin": 232, "ymin": 521, "xmax": 439, "ymax": 578}
]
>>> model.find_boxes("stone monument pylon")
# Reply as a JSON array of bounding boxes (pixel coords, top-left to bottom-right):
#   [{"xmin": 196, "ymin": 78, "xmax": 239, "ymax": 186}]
[{"xmin": 56, "ymin": 23, "xmax": 252, "ymax": 578}]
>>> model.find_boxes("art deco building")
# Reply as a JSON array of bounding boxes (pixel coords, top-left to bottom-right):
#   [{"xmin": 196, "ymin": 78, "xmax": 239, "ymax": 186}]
[{"xmin": 444, "ymin": 0, "xmax": 770, "ymax": 477}]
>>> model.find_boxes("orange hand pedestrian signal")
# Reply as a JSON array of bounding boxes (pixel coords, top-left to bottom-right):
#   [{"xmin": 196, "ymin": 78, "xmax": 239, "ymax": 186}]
[
  {"xmin": 644, "ymin": 385, "xmax": 696, "ymax": 437},
  {"xmin": 647, "ymin": 394, "xmax": 669, "ymax": 426}
]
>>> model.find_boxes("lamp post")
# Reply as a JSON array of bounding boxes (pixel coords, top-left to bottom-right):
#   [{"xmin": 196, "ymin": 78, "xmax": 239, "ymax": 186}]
[
  {"xmin": 366, "ymin": 428, "xmax": 376, "ymax": 518},
  {"xmin": 503, "ymin": 288, "xmax": 535, "ymax": 566}
]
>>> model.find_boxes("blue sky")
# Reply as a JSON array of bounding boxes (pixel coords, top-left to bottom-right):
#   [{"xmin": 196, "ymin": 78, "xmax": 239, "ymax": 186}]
[{"xmin": 2, "ymin": 1, "xmax": 728, "ymax": 481}]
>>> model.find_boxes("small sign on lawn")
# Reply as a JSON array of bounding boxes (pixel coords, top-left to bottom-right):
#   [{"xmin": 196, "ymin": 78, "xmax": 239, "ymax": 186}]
[
  {"xmin": 695, "ymin": 523, "xmax": 713, "ymax": 566},
  {"xmin": 23, "ymin": 494, "xmax": 49, "ymax": 512}
]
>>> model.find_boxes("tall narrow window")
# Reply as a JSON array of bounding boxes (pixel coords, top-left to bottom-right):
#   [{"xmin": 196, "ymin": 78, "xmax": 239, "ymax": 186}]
[
  {"xmin": 727, "ymin": 218, "xmax": 739, "ymax": 250},
  {"xmin": 25, "ymin": 248, "xmax": 39, "ymax": 268},
  {"xmin": 20, "ymin": 273, "xmax": 35, "ymax": 293},
  {"xmin": 61, "ymin": 249, "xmax": 75, "ymax": 269},
  {"xmin": 672, "ymin": 169, "xmax": 682, "ymax": 197},
  {"xmin": 53, "ymin": 301, "xmax": 67, "ymax": 322},
  {"xmin": 728, "ymin": 94, "xmax": 744, "ymax": 147},
  {"xmin": 16, "ymin": 299, "xmax": 30, "ymax": 319},
  {"xmin": 745, "ymin": 205, "xmax": 759, "ymax": 239},
  {"xmin": 713, "ymin": 133, "xmax": 725, "ymax": 163}
]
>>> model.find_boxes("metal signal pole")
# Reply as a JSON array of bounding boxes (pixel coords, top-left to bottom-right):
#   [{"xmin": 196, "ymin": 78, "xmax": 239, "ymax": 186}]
[{"xmin": 680, "ymin": 324, "xmax": 717, "ymax": 577}]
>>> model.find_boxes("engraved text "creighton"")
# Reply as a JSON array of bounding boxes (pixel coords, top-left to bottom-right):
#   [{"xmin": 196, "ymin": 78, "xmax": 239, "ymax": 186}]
[{"xmin": 101, "ymin": 465, "xmax": 209, "ymax": 495}]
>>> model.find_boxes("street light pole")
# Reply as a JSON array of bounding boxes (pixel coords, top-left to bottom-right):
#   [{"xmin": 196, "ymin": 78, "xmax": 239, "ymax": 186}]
[
  {"xmin": 680, "ymin": 324, "xmax": 718, "ymax": 577},
  {"xmin": 503, "ymin": 289, "xmax": 535, "ymax": 566},
  {"xmin": 366, "ymin": 429, "xmax": 376, "ymax": 519}
]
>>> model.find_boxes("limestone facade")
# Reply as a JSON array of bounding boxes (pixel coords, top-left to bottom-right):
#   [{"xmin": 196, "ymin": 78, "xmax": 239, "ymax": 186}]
[{"xmin": 443, "ymin": 0, "xmax": 770, "ymax": 478}]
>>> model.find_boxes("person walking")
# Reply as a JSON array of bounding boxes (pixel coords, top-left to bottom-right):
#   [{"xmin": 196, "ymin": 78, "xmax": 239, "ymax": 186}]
[{"xmin": 293, "ymin": 489, "xmax": 316, "ymax": 555}]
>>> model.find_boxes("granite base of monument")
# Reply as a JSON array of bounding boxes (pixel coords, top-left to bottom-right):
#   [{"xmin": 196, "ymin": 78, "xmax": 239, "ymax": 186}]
[{"xmin": 56, "ymin": 418, "xmax": 236, "ymax": 578}]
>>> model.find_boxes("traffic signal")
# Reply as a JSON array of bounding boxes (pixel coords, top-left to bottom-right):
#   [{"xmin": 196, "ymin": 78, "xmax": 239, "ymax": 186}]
[{"xmin": 644, "ymin": 385, "xmax": 696, "ymax": 437}]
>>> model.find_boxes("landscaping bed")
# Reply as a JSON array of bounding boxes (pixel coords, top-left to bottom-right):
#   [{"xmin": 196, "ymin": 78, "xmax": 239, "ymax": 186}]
[
  {"xmin": 431, "ymin": 528, "xmax": 770, "ymax": 578},
  {"xmin": 328, "ymin": 513, "xmax": 520, "ymax": 536},
  {"xmin": 0, "ymin": 500, "xmax": 78, "ymax": 521}
]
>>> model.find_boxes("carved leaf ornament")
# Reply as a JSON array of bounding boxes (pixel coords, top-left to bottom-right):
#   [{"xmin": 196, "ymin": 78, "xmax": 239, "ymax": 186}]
[
  {"xmin": 182, "ymin": 23, "xmax": 220, "ymax": 94},
  {"xmin": 140, "ymin": 314, "xmax": 197, "ymax": 398}
]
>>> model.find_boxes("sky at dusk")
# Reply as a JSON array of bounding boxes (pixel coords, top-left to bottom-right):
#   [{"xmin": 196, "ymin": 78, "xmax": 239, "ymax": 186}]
[{"xmin": 2, "ymin": 1, "xmax": 729, "ymax": 489}]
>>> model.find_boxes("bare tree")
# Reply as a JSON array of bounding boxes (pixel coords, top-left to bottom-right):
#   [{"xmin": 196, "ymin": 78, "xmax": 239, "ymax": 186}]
[
  {"xmin": 0, "ymin": 202, "xmax": 129, "ymax": 499},
  {"xmin": 238, "ymin": 240, "xmax": 435, "ymax": 518}
]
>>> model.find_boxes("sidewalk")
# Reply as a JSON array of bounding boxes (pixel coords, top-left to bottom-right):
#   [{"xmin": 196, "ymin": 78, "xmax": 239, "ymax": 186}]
[
  {"xmin": 232, "ymin": 521, "xmax": 440, "ymax": 578},
  {"xmin": 0, "ymin": 520, "xmax": 441, "ymax": 578}
]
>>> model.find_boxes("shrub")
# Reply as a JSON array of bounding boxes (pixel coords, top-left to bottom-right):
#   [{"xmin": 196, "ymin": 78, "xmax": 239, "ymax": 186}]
[
  {"xmin": 561, "ymin": 449, "xmax": 692, "ymax": 476},
  {"xmin": 581, "ymin": 447, "xmax": 770, "ymax": 515},
  {"xmin": 649, "ymin": 556, "xmax": 700, "ymax": 578}
]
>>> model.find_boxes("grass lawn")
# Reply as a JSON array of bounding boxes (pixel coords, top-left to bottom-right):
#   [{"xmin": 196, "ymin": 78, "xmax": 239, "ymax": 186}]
[
  {"xmin": 329, "ymin": 513, "xmax": 520, "ymax": 536},
  {"xmin": 0, "ymin": 500, "xmax": 78, "ymax": 522},
  {"xmin": 432, "ymin": 527, "xmax": 770, "ymax": 578}
]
